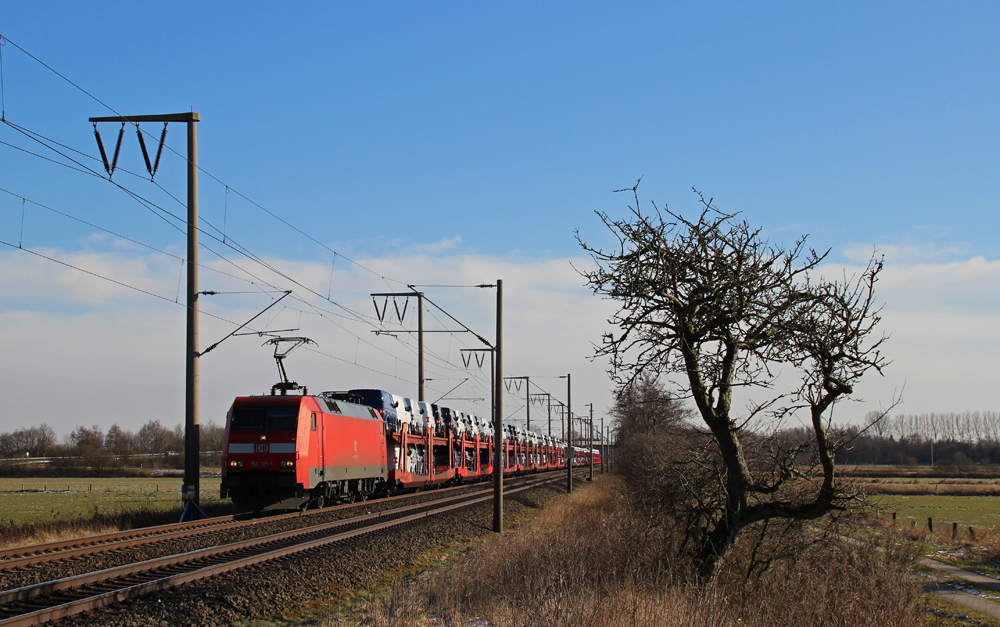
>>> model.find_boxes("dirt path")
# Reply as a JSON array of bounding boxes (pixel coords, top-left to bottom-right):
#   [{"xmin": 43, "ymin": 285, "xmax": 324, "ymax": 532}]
[{"xmin": 921, "ymin": 557, "xmax": 1000, "ymax": 619}]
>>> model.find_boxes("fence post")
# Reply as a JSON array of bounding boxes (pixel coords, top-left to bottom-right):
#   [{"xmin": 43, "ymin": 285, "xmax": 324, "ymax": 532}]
[
  {"xmin": 953, "ymin": 522, "xmax": 958, "ymax": 540},
  {"xmin": 928, "ymin": 517, "xmax": 934, "ymax": 533}
]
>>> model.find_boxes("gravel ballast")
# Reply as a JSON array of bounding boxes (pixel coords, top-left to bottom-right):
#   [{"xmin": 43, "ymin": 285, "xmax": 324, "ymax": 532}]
[{"xmin": 37, "ymin": 480, "xmax": 571, "ymax": 627}]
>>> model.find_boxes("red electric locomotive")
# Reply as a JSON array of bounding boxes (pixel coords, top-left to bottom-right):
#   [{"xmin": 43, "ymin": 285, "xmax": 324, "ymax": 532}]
[
  {"xmin": 220, "ymin": 338, "xmax": 582, "ymax": 511},
  {"xmin": 220, "ymin": 393, "xmax": 387, "ymax": 511}
]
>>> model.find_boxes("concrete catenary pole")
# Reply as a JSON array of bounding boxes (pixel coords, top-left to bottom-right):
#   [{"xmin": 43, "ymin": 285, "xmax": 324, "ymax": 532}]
[
  {"xmin": 417, "ymin": 292, "xmax": 424, "ymax": 402},
  {"xmin": 184, "ymin": 116, "xmax": 199, "ymax": 505},
  {"xmin": 91, "ymin": 112, "xmax": 200, "ymax": 508},
  {"xmin": 525, "ymin": 377, "xmax": 530, "ymax": 431},
  {"xmin": 566, "ymin": 373, "xmax": 572, "ymax": 494},
  {"xmin": 601, "ymin": 413, "xmax": 605, "ymax": 473},
  {"xmin": 547, "ymin": 394, "xmax": 552, "ymax": 438},
  {"xmin": 589, "ymin": 404, "xmax": 594, "ymax": 482},
  {"xmin": 493, "ymin": 279, "xmax": 503, "ymax": 533}
]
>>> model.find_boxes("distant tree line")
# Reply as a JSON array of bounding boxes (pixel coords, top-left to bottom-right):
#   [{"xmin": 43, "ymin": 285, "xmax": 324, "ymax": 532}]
[
  {"xmin": 0, "ymin": 421, "xmax": 224, "ymax": 474},
  {"xmin": 612, "ymin": 405, "xmax": 1000, "ymax": 471},
  {"xmin": 827, "ymin": 411, "xmax": 1000, "ymax": 467}
]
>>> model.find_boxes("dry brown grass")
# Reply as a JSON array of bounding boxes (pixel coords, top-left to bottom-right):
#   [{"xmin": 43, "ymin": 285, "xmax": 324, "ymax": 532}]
[
  {"xmin": 840, "ymin": 466, "xmax": 1000, "ymax": 479},
  {"xmin": 340, "ymin": 476, "xmax": 929, "ymax": 627},
  {"xmin": 875, "ymin": 515, "xmax": 1000, "ymax": 567},
  {"xmin": 861, "ymin": 481, "xmax": 1000, "ymax": 496},
  {"xmin": 0, "ymin": 519, "xmax": 121, "ymax": 549},
  {"xmin": 0, "ymin": 500, "xmax": 236, "ymax": 550}
]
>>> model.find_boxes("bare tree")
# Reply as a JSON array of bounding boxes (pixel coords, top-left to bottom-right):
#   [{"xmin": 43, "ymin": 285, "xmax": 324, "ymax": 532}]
[
  {"xmin": 578, "ymin": 185, "xmax": 891, "ymax": 576},
  {"xmin": 8, "ymin": 425, "xmax": 57, "ymax": 457},
  {"xmin": 611, "ymin": 373, "xmax": 693, "ymax": 438},
  {"xmin": 985, "ymin": 411, "xmax": 1000, "ymax": 444},
  {"xmin": 867, "ymin": 411, "xmax": 890, "ymax": 440},
  {"xmin": 200, "ymin": 421, "xmax": 225, "ymax": 452},
  {"xmin": 104, "ymin": 424, "xmax": 135, "ymax": 460},
  {"xmin": 135, "ymin": 420, "xmax": 172, "ymax": 455},
  {"xmin": 67, "ymin": 425, "xmax": 104, "ymax": 451}
]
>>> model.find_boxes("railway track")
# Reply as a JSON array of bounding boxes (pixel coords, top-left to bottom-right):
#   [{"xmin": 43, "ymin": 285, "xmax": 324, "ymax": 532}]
[
  {"xmin": 0, "ymin": 471, "xmax": 570, "ymax": 627},
  {"xmin": 0, "ymin": 515, "xmax": 238, "ymax": 573},
  {"xmin": 0, "ymin": 472, "xmax": 544, "ymax": 573}
]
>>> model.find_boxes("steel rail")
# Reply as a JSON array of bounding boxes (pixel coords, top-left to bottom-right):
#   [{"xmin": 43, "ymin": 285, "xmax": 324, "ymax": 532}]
[
  {"xmin": 0, "ymin": 471, "xmax": 542, "ymax": 571},
  {"xmin": 0, "ymin": 485, "xmax": 503, "ymax": 605},
  {"xmin": 0, "ymin": 473, "xmax": 565, "ymax": 627}
]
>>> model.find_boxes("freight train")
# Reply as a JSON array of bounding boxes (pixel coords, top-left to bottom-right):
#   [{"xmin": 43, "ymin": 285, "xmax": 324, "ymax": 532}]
[{"xmin": 220, "ymin": 388, "xmax": 600, "ymax": 511}]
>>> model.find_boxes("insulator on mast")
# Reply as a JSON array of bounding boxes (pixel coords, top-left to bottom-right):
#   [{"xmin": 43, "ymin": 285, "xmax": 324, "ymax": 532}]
[
  {"xmin": 109, "ymin": 123, "xmax": 125, "ymax": 177},
  {"xmin": 136, "ymin": 125, "xmax": 153, "ymax": 175},
  {"xmin": 151, "ymin": 123, "xmax": 168, "ymax": 180},
  {"xmin": 93, "ymin": 123, "xmax": 111, "ymax": 175}
]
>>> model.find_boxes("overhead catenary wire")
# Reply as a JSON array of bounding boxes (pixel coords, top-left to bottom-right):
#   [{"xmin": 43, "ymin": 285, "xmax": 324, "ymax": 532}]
[
  {"xmin": 0, "ymin": 185, "xmax": 304, "ymax": 291},
  {"xmin": 0, "ymin": 240, "xmax": 402, "ymax": 396},
  {"xmin": 0, "ymin": 136, "xmax": 98, "ymax": 178},
  {"xmin": 0, "ymin": 215, "xmax": 436, "ymax": 400},
  {"xmin": 0, "ymin": 230, "xmax": 410, "ymax": 387},
  {"xmin": 0, "ymin": 71, "xmax": 401, "ymax": 335},
  {"xmin": 0, "ymin": 183, "xmax": 409, "ymax": 379},
  {"xmin": 0, "ymin": 39, "xmax": 547, "ymax": 409},
  {"xmin": 0, "ymin": 237, "xmax": 240, "ymax": 328},
  {"xmin": 1, "ymin": 115, "xmax": 401, "ymax": 326},
  {"xmin": 3, "ymin": 118, "xmax": 150, "ymax": 183},
  {"xmin": 4, "ymin": 119, "xmax": 115, "ymax": 181},
  {"xmin": 0, "ymin": 34, "xmax": 6, "ymax": 121},
  {"xmin": 0, "ymin": 35, "xmax": 428, "ymax": 313},
  {"xmin": 0, "ymin": 36, "xmax": 121, "ymax": 120},
  {"xmin": 0, "ymin": 123, "xmax": 384, "ymax": 328},
  {"xmin": 302, "ymin": 345, "xmax": 421, "ymax": 387},
  {"xmin": 141, "ymin": 175, "xmax": 381, "ymax": 326},
  {"xmin": 201, "ymin": 291, "xmax": 292, "ymax": 356},
  {"xmin": 3, "ymin": 35, "xmax": 395, "ymax": 290}
]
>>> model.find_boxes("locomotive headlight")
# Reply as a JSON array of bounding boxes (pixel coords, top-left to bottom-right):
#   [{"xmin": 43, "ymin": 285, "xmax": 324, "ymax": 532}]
[
  {"xmin": 281, "ymin": 460, "xmax": 294, "ymax": 468},
  {"xmin": 230, "ymin": 460, "xmax": 243, "ymax": 468}
]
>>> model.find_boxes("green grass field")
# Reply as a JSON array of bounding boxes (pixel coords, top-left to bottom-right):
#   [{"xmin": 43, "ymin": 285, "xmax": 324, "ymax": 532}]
[
  {"xmin": 0, "ymin": 477, "xmax": 223, "ymax": 526},
  {"xmin": 874, "ymin": 494, "xmax": 1000, "ymax": 531}
]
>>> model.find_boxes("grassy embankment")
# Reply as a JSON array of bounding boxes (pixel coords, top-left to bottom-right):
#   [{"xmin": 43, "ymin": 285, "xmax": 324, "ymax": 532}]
[
  {"xmin": 302, "ymin": 475, "xmax": 944, "ymax": 627},
  {"xmin": 4, "ymin": 470, "xmax": 1000, "ymax": 625},
  {"xmin": 0, "ymin": 477, "xmax": 234, "ymax": 549}
]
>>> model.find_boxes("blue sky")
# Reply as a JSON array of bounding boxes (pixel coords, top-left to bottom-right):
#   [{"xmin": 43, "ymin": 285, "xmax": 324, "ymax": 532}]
[{"xmin": 1, "ymin": 2, "xmax": 999, "ymax": 436}]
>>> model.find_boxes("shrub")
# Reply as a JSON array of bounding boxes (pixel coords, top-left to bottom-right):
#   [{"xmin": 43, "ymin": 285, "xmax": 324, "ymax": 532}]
[{"xmin": 352, "ymin": 478, "xmax": 925, "ymax": 627}]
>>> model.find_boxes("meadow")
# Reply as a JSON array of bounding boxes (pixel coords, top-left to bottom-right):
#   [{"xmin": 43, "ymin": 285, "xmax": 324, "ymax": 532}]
[
  {"xmin": 0, "ymin": 477, "xmax": 223, "ymax": 527},
  {"xmin": 874, "ymin": 494, "xmax": 1000, "ymax": 533},
  {"xmin": 855, "ymin": 474, "xmax": 1000, "ymax": 533}
]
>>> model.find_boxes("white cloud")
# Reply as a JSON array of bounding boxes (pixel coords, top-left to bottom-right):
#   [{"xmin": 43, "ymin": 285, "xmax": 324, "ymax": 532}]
[
  {"xmin": 842, "ymin": 242, "xmax": 974, "ymax": 265},
  {"xmin": 0, "ymin": 242, "xmax": 616, "ymax": 439},
  {"xmin": 816, "ymin": 253, "xmax": 1000, "ymax": 422},
  {"xmin": 3, "ymin": 238, "xmax": 1000, "ymax": 439},
  {"xmin": 413, "ymin": 236, "xmax": 463, "ymax": 255}
]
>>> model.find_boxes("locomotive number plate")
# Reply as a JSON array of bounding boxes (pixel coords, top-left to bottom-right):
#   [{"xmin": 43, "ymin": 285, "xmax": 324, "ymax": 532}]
[{"xmin": 255, "ymin": 443, "xmax": 268, "ymax": 453}]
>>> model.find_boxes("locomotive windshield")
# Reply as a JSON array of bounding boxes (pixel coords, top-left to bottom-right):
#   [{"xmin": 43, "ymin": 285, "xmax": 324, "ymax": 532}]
[{"xmin": 230, "ymin": 406, "xmax": 299, "ymax": 430}]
